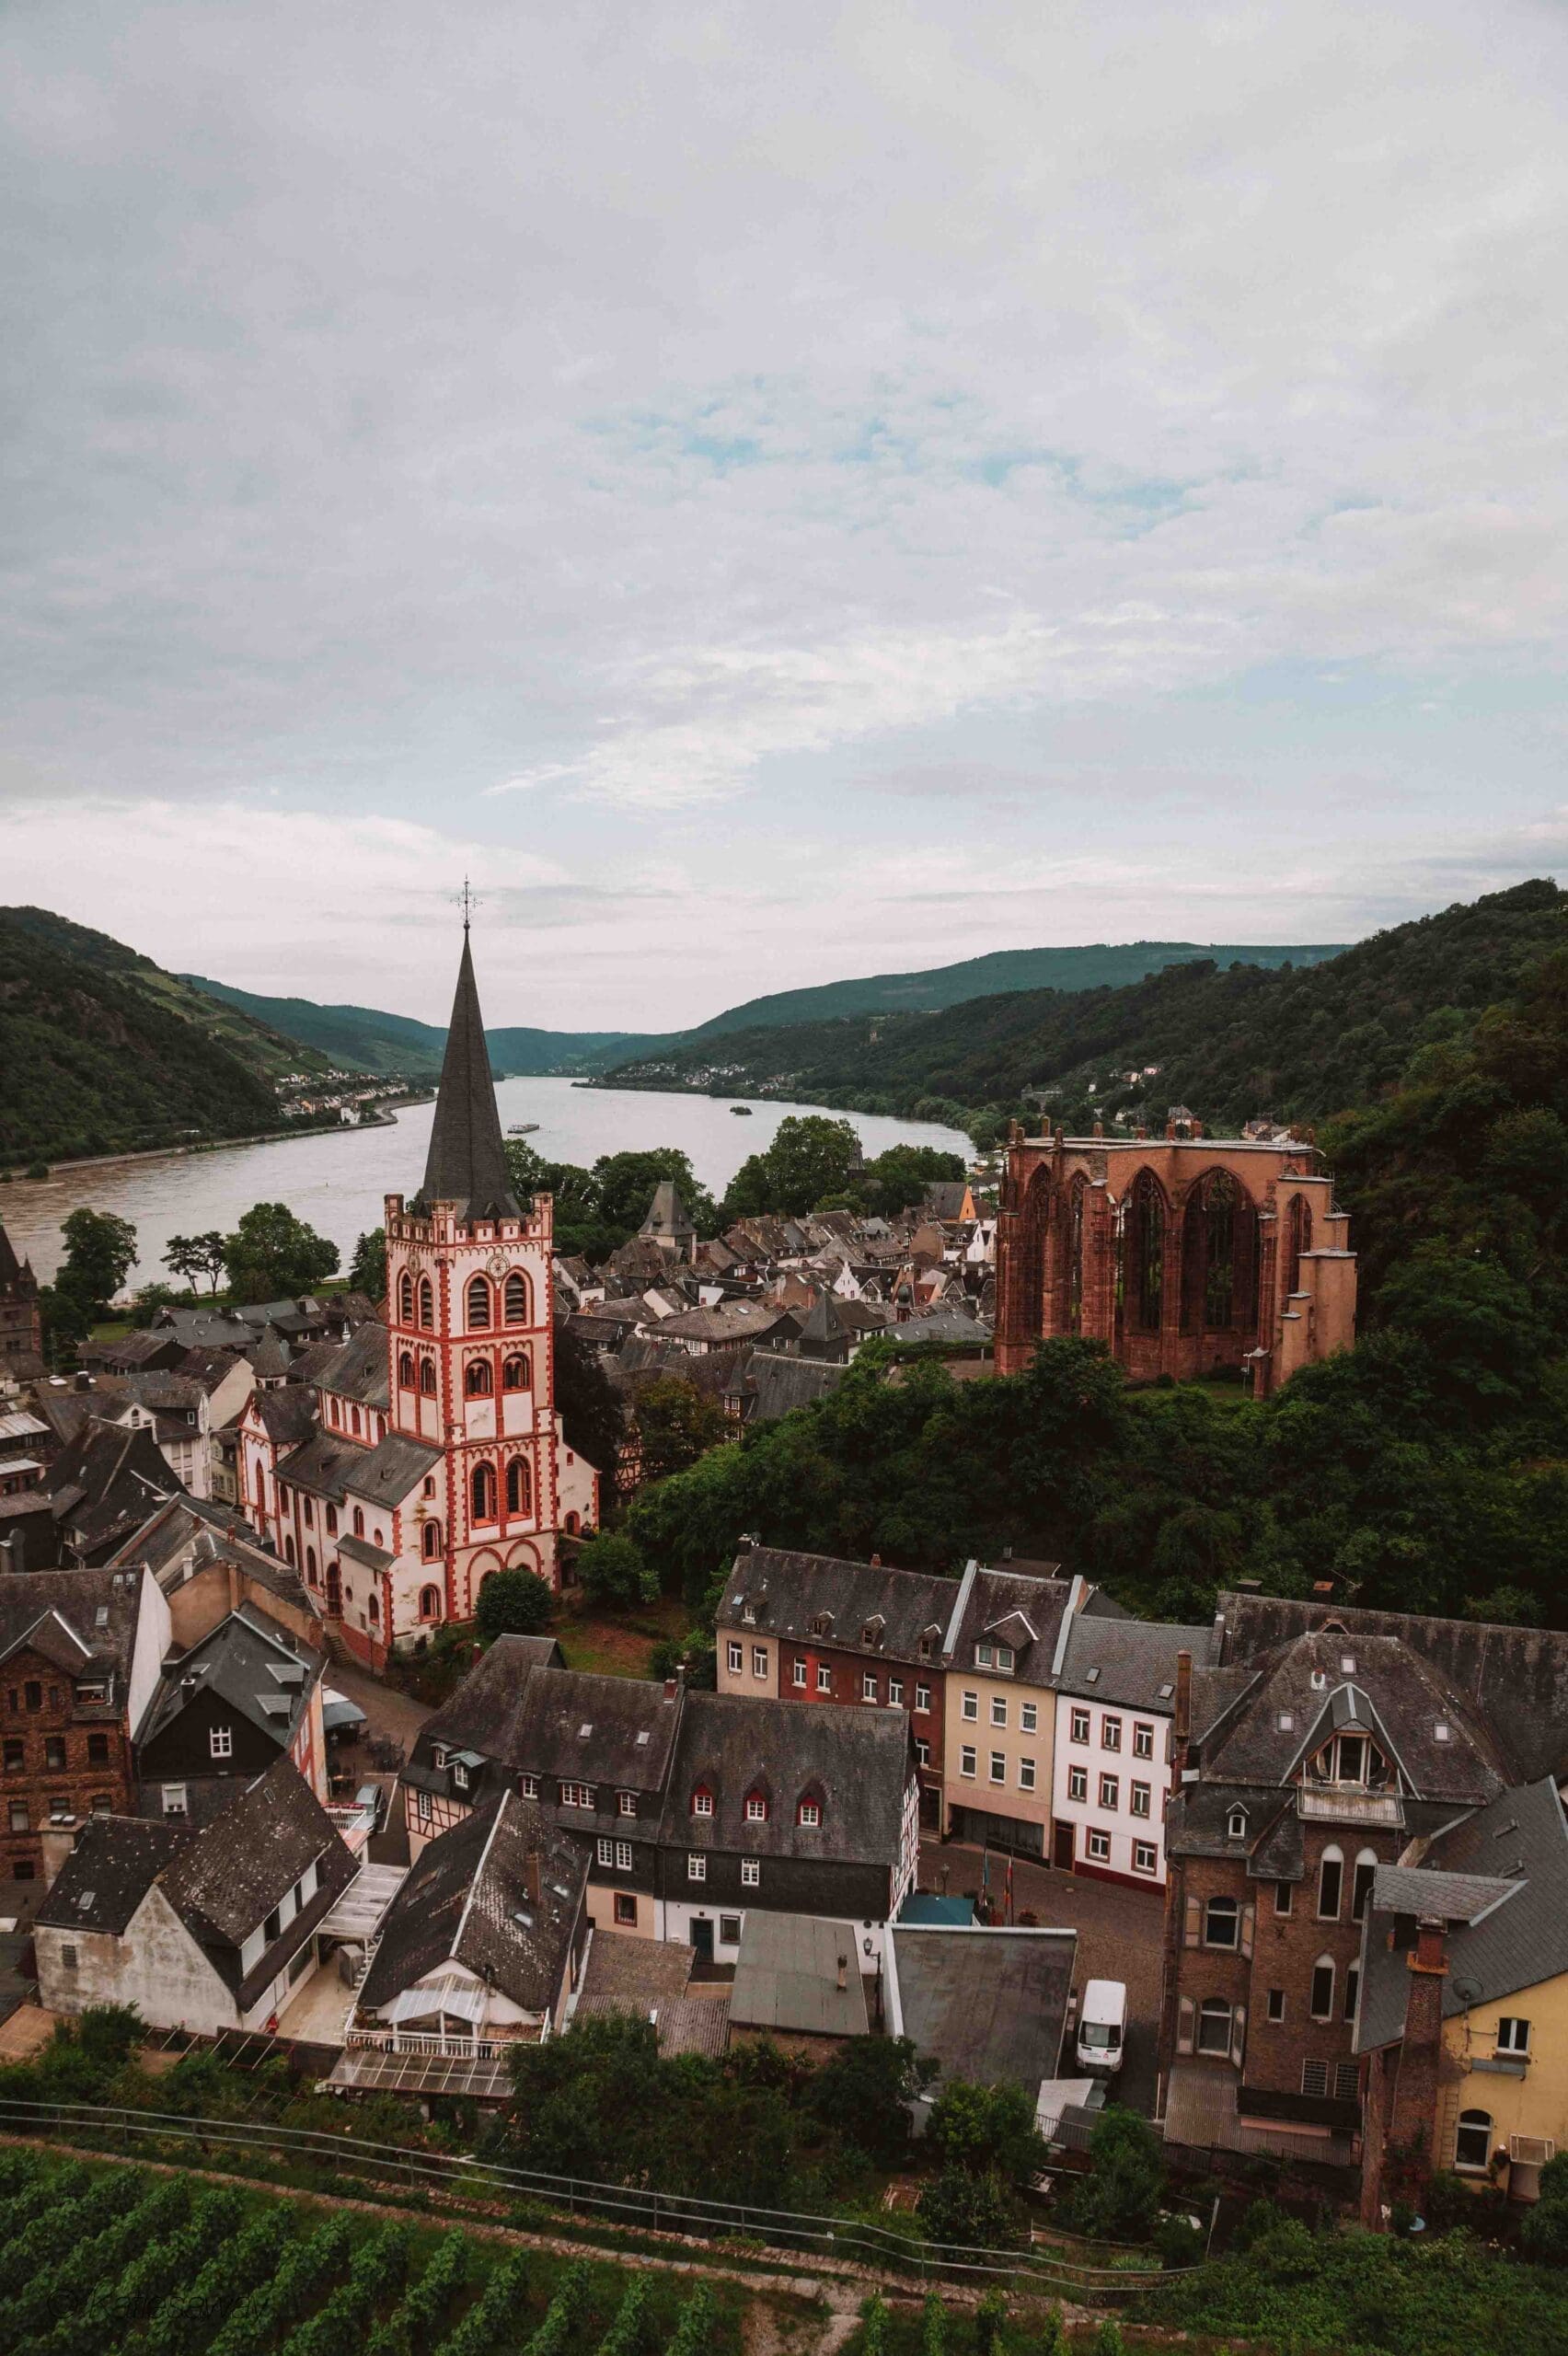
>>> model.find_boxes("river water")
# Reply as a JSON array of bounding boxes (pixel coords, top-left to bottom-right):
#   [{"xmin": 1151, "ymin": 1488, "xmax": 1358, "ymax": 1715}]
[{"xmin": 0, "ymin": 1080, "xmax": 973, "ymax": 1287}]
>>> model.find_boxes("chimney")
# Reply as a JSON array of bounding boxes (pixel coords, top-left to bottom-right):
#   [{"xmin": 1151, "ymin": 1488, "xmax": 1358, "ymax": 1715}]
[
  {"xmin": 525, "ymin": 1848, "xmax": 542, "ymax": 1908},
  {"xmin": 736, "ymin": 1533, "xmax": 754, "ymax": 1554},
  {"xmin": 836, "ymin": 1952, "xmax": 848, "ymax": 1992},
  {"xmin": 870, "ymin": 1553, "xmax": 882, "ymax": 1569},
  {"xmin": 1172, "ymin": 1649, "xmax": 1193, "ymax": 1777},
  {"xmin": 75, "ymin": 1370, "xmax": 91, "ymax": 1392}
]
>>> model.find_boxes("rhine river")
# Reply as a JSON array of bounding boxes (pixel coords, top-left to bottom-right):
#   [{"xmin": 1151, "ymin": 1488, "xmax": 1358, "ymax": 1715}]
[{"xmin": 1, "ymin": 1080, "xmax": 973, "ymax": 1287}]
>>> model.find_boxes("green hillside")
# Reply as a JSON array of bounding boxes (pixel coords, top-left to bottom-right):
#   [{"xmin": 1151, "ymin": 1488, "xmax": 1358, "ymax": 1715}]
[
  {"xmin": 183, "ymin": 976, "xmax": 657, "ymax": 1078},
  {"xmin": 687, "ymin": 936, "xmax": 1347, "ymax": 1036},
  {"xmin": 0, "ymin": 907, "xmax": 292, "ymax": 1165},
  {"xmin": 601, "ymin": 882, "xmax": 1568, "ymax": 1134}
]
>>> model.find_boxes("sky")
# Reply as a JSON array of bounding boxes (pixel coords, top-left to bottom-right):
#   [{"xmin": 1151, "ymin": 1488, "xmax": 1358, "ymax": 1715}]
[{"xmin": 3, "ymin": 0, "xmax": 1566, "ymax": 1033}]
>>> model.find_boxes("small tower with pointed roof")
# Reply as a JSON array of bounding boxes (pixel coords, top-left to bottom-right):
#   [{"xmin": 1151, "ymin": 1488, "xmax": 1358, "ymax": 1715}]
[
  {"xmin": 637, "ymin": 1179, "xmax": 697, "ymax": 1265},
  {"xmin": 383, "ymin": 916, "xmax": 599, "ymax": 1628},
  {"xmin": 0, "ymin": 1219, "xmax": 42, "ymax": 1374}
]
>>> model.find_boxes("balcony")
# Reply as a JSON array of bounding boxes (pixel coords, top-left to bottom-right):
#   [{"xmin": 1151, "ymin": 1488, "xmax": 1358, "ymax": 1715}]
[{"xmin": 1297, "ymin": 1784, "xmax": 1404, "ymax": 1829}]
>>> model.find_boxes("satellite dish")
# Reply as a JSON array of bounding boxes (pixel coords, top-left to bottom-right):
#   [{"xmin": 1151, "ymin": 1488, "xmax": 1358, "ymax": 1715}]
[{"xmin": 1451, "ymin": 1977, "xmax": 1482, "ymax": 2007}]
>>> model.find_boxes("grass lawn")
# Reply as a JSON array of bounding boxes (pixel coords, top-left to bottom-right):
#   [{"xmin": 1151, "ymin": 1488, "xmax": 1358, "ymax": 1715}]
[{"xmin": 555, "ymin": 1593, "xmax": 691, "ymax": 1679}]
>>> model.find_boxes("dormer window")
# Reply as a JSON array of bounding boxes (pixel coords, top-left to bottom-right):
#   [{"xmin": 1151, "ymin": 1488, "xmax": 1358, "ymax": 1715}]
[
  {"xmin": 744, "ymin": 1792, "xmax": 768, "ymax": 1822},
  {"xmin": 691, "ymin": 1786, "xmax": 714, "ymax": 1818},
  {"xmin": 809, "ymin": 1612, "xmax": 833, "ymax": 1639},
  {"xmin": 976, "ymin": 1643, "xmax": 993, "ymax": 1668},
  {"xmin": 797, "ymin": 1797, "xmax": 821, "ymax": 1828},
  {"xmin": 452, "ymin": 1761, "xmax": 468, "ymax": 1790},
  {"xmin": 918, "ymin": 1630, "xmax": 936, "ymax": 1660},
  {"xmin": 996, "ymin": 1646, "xmax": 1014, "ymax": 1675},
  {"xmin": 1228, "ymin": 1807, "xmax": 1249, "ymax": 1839}
]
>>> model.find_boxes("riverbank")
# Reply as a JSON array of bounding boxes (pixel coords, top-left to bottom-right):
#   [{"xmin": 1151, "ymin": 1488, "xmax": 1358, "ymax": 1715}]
[{"xmin": 3, "ymin": 1091, "xmax": 433, "ymax": 1184}]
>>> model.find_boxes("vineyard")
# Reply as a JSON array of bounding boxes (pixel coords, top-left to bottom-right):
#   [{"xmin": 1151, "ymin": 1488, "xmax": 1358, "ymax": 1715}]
[{"xmin": 0, "ymin": 2146, "xmax": 743, "ymax": 2356}]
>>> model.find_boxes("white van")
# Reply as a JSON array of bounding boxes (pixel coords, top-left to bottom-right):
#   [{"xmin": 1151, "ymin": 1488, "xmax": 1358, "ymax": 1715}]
[{"xmin": 1076, "ymin": 1979, "xmax": 1127, "ymax": 2075}]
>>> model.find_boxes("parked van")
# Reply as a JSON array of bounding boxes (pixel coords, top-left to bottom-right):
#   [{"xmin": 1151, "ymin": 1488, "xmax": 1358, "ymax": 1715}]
[{"xmin": 1076, "ymin": 1979, "xmax": 1127, "ymax": 2075}]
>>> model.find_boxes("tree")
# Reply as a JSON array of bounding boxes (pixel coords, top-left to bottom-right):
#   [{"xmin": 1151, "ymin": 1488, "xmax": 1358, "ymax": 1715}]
[
  {"xmin": 56, "ymin": 1207, "xmax": 138, "ymax": 1322},
  {"xmin": 1060, "ymin": 2105, "xmax": 1166, "ymax": 2240},
  {"xmin": 553, "ymin": 1319, "xmax": 626, "ymax": 1475},
  {"xmin": 804, "ymin": 2035, "xmax": 935, "ymax": 2165},
  {"xmin": 633, "ymin": 1376, "xmax": 728, "ymax": 1484},
  {"xmin": 163, "ymin": 1230, "xmax": 227, "ymax": 1294},
  {"xmin": 861, "ymin": 1144, "xmax": 966, "ymax": 1220},
  {"xmin": 915, "ymin": 2170, "xmax": 1025, "ymax": 2251},
  {"xmin": 223, "ymin": 1202, "xmax": 340, "ymax": 1300},
  {"xmin": 592, "ymin": 1149, "xmax": 716, "ymax": 1238},
  {"xmin": 474, "ymin": 1567, "xmax": 555, "ymax": 1640},
  {"xmin": 573, "ymin": 1531, "xmax": 655, "ymax": 1609},
  {"xmin": 348, "ymin": 1228, "xmax": 387, "ymax": 1301},
  {"xmin": 762, "ymin": 1116, "xmax": 860, "ymax": 1217},
  {"xmin": 925, "ymin": 2079, "xmax": 1047, "ymax": 2189}
]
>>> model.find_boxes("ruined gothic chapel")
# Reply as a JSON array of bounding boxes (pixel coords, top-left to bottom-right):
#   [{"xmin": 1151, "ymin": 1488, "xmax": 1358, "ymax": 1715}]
[{"xmin": 994, "ymin": 1124, "xmax": 1356, "ymax": 1392}]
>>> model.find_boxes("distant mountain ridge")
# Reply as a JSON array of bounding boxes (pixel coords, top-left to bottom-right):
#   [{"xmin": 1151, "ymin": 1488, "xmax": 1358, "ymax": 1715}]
[{"xmin": 183, "ymin": 935, "xmax": 1350, "ymax": 1078}]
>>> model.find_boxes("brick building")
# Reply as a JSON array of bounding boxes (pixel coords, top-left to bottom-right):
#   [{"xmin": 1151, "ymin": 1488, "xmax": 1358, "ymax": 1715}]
[
  {"xmin": 0, "ymin": 1566, "xmax": 169, "ymax": 1880},
  {"xmin": 994, "ymin": 1126, "xmax": 1355, "ymax": 1392},
  {"xmin": 1158, "ymin": 1590, "xmax": 1568, "ymax": 2167}
]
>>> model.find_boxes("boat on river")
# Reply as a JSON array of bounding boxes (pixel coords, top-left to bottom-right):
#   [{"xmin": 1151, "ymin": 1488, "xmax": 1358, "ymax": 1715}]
[{"xmin": 506, "ymin": 1122, "xmax": 540, "ymax": 1136}]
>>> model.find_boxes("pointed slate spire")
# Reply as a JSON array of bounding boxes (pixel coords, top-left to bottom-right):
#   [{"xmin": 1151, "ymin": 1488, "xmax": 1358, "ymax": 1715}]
[{"xmin": 413, "ymin": 928, "xmax": 522, "ymax": 1222}]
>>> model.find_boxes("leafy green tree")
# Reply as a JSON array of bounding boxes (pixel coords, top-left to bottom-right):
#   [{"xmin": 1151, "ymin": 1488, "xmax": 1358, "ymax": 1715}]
[
  {"xmin": 223, "ymin": 1202, "xmax": 339, "ymax": 1299},
  {"xmin": 573, "ymin": 1530, "xmax": 655, "ymax": 1609},
  {"xmin": 552, "ymin": 1319, "xmax": 626, "ymax": 1475},
  {"xmin": 915, "ymin": 2170, "xmax": 1024, "ymax": 2250},
  {"xmin": 766, "ymin": 1116, "xmax": 860, "ymax": 1216},
  {"xmin": 163, "ymin": 1230, "xmax": 227, "ymax": 1293},
  {"xmin": 633, "ymin": 1375, "xmax": 728, "ymax": 1484},
  {"xmin": 1060, "ymin": 2105, "xmax": 1166, "ymax": 2240},
  {"xmin": 861, "ymin": 1143, "xmax": 966, "ymax": 1219},
  {"xmin": 348, "ymin": 1227, "xmax": 387, "ymax": 1300},
  {"xmin": 926, "ymin": 2079, "xmax": 1046, "ymax": 2189},
  {"xmin": 474, "ymin": 1566, "xmax": 555, "ymax": 1639},
  {"xmin": 57, "ymin": 1207, "xmax": 138, "ymax": 1320},
  {"xmin": 593, "ymin": 1149, "xmax": 716, "ymax": 1236},
  {"xmin": 804, "ymin": 2035, "xmax": 936, "ymax": 2165}
]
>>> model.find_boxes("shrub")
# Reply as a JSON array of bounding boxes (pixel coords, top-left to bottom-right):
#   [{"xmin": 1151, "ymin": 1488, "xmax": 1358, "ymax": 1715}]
[
  {"xmin": 432, "ymin": 2251, "xmax": 531, "ymax": 2356},
  {"xmin": 920, "ymin": 2292, "xmax": 946, "ymax": 2356},
  {"xmin": 974, "ymin": 2288, "xmax": 1007, "ymax": 2356},
  {"xmin": 475, "ymin": 1567, "xmax": 555, "ymax": 1640},
  {"xmin": 859, "ymin": 2295, "xmax": 890, "ymax": 2356},
  {"xmin": 1153, "ymin": 2212, "xmax": 1205, "ymax": 2270},
  {"xmin": 666, "ymin": 2282, "xmax": 717, "ymax": 2356},
  {"xmin": 594, "ymin": 2274, "xmax": 652, "ymax": 2356},
  {"xmin": 916, "ymin": 2170, "xmax": 1025, "ymax": 2252},
  {"xmin": 1056, "ymin": 2107, "xmax": 1165, "ymax": 2241},
  {"xmin": 208, "ymin": 2217, "xmax": 353, "ymax": 2356},
  {"xmin": 367, "ymin": 2230, "xmax": 471, "ymax": 2356}
]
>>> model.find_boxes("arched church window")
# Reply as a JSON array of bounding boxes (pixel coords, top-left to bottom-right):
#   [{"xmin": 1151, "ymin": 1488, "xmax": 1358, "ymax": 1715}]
[
  {"xmin": 1128, "ymin": 1170, "xmax": 1166, "ymax": 1333},
  {"xmin": 465, "ymin": 1358, "xmax": 493, "ymax": 1396},
  {"xmin": 419, "ymin": 1357, "xmax": 437, "ymax": 1395},
  {"xmin": 502, "ymin": 1353, "xmax": 531, "ymax": 1392},
  {"xmin": 506, "ymin": 1456, "xmax": 532, "ymax": 1516},
  {"xmin": 421, "ymin": 1519, "xmax": 443, "ymax": 1559},
  {"xmin": 398, "ymin": 1272, "xmax": 414, "ymax": 1324},
  {"xmin": 398, "ymin": 1350, "xmax": 415, "ymax": 1390},
  {"xmin": 420, "ymin": 1586, "xmax": 442, "ymax": 1621},
  {"xmin": 418, "ymin": 1276, "xmax": 434, "ymax": 1331},
  {"xmin": 471, "ymin": 1461, "xmax": 498, "ymax": 1521},
  {"xmin": 503, "ymin": 1272, "xmax": 529, "ymax": 1326},
  {"xmin": 467, "ymin": 1275, "xmax": 492, "ymax": 1330}
]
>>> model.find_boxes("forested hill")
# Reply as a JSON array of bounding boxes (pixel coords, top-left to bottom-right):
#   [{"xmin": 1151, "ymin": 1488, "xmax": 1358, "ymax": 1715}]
[
  {"xmin": 183, "ymin": 976, "xmax": 654, "ymax": 1080},
  {"xmin": 601, "ymin": 882, "xmax": 1568, "ymax": 1135},
  {"xmin": 0, "ymin": 907, "xmax": 310, "ymax": 1166}
]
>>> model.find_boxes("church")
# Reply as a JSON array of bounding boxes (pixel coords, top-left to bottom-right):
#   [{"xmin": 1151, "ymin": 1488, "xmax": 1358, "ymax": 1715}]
[{"xmin": 239, "ymin": 929, "xmax": 598, "ymax": 1666}]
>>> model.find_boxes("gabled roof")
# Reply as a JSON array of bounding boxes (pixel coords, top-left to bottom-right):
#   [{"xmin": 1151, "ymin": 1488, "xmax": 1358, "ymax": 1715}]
[
  {"xmin": 361, "ymin": 1791, "xmax": 588, "ymax": 2015},
  {"xmin": 342, "ymin": 1430, "xmax": 443, "ymax": 1507},
  {"xmin": 246, "ymin": 1386, "xmax": 320, "ymax": 1451},
  {"xmin": 411, "ymin": 932, "xmax": 521, "ymax": 1223},
  {"xmin": 44, "ymin": 1419, "xmax": 182, "ymax": 1553},
  {"xmin": 316, "ymin": 1321, "xmax": 390, "ymax": 1411},
  {"xmin": 739, "ymin": 1352, "xmax": 847, "ymax": 1423},
  {"xmin": 639, "ymin": 1180, "xmax": 696, "ymax": 1242},
  {"xmin": 950, "ymin": 1566, "xmax": 1072, "ymax": 1680},
  {"xmin": 1053, "ymin": 1612, "xmax": 1219, "ymax": 1713},
  {"xmin": 36, "ymin": 1818, "xmax": 188, "ymax": 1934},
  {"xmin": 717, "ymin": 1545, "xmax": 957, "ymax": 1660},
  {"xmin": 662, "ymin": 1692, "xmax": 910, "ymax": 1866},
  {"xmin": 137, "ymin": 1605, "xmax": 324, "ymax": 1752}
]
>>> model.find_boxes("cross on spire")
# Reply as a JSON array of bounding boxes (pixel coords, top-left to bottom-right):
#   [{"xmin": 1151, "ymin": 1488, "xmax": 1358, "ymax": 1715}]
[{"xmin": 458, "ymin": 876, "xmax": 479, "ymax": 932}]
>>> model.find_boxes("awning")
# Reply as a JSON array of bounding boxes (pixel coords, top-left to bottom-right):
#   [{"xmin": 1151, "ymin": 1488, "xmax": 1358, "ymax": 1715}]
[
  {"xmin": 322, "ymin": 1692, "xmax": 367, "ymax": 1733},
  {"xmin": 381, "ymin": 1979, "xmax": 489, "ymax": 2027}
]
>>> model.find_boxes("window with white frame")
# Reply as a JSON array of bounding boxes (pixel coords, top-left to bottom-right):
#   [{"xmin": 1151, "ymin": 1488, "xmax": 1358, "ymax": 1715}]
[
  {"xmin": 996, "ymin": 1646, "xmax": 1014, "ymax": 1674},
  {"xmin": 792, "ymin": 1658, "xmax": 806, "ymax": 1688},
  {"xmin": 990, "ymin": 1695, "xmax": 1007, "ymax": 1727},
  {"xmin": 597, "ymin": 1838, "xmax": 615, "ymax": 1866},
  {"xmin": 1101, "ymin": 1716, "xmax": 1122, "ymax": 1750},
  {"xmin": 1131, "ymin": 1781, "xmax": 1151, "ymax": 1818},
  {"xmin": 741, "ymin": 1858, "xmax": 760, "ymax": 1887},
  {"xmin": 798, "ymin": 1797, "xmax": 821, "ymax": 1826},
  {"xmin": 416, "ymin": 1789, "xmax": 432, "ymax": 1821},
  {"xmin": 1019, "ymin": 1757, "xmax": 1035, "ymax": 1790},
  {"xmin": 863, "ymin": 1672, "xmax": 879, "ymax": 1702},
  {"xmin": 744, "ymin": 1793, "xmax": 767, "ymax": 1821},
  {"xmin": 162, "ymin": 1784, "xmax": 187, "ymax": 1818},
  {"xmin": 1087, "ymin": 1829, "xmax": 1111, "ymax": 1862},
  {"xmin": 1100, "ymin": 1773, "xmax": 1119, "ymax": 1809},
  {"xmin": 752, "ymin": 1646, "xmax": 767, "ymax": 1679},
  {"xmin": 560, "ymin": 1782, "xmax": 595, "ymax": 1809},
  {"xmin": 915, "ymin": 1683, "xmax": 930, "ymax": 1713},
  {"xmin": 1196, "ymin": 1997, "xmax": 1232, "ymax": 2055},
  {"xmin": 1455, "ymin": 2108, "xmax": 1493, "ymax": 2172},
  {"xmin": 1020, "ymin": 1702, "xmax": 1037, "ymax": 1734},
  {"xmin": 618, "ymin": 1791, "xmax": 637, "ymax": 1817},
  {"xmin": 615, "ymin": 1841, "xmax": 633, "ymax": 1872},
  {"xmin": 210, "ymin": 1726, "xmax": 232, "ymax": 1760},
  {"xmin": 962, "ymin": 1691, "xmax": 978, "ymax": 1721},
  {"xmin": 1067, "ymin": 1764, "xmax": 1088, "ymax": 1802},
  {"xmin": 1134, "ymin": 1841, "xmax": 1157, "ymax": 1875},
  {"xmin": 1205, "ymin": 1895, "xmax": 1239, "ymax": 1948},
  {"xmin": 691, "ymin": 1788, "xmax": 714, "ymax": 1817},
  {"xmin": 989, "ymin": 1751, "xmax": 1005, "ymax": 1784},
  {"xmin": 1070, "ymin": 1708, "xmax": 1090, "ymax": 1743},
  {"xmin": 1496, "ymin": 2016, "xmax": 1531, "ymax": 2054},
  {"xmin": 960, "ymin": 1746, "xmax": 976, "ymax": 1778},
  {"xmin": 727, "ymin": 1641, "xmax": 744, "ymax": 1673},
  {"xmin": 916, "ymin": 1739, "xmax": 930, "ymax": 1766},
  {"xmin": 523, "ymin": 1774, "xmax": 539, "ymax": 1798},
  {"xmin": 1133, "ymin": 1721, "xmax": 1154, "ymax": 1759},
  {"xmin": 976, "ymin": 1643, "xmax": 993, "ymax": 1668},
  {"xmin": 817, "ymin": 1664, "xmax": 832, "ymax": 1693},
  {"xmin": 889, "ymin": 1678, "xmax": 904, "ymax": 1704},
  {"xmin": 687, "ymin": 1854, "xmax": 706, "ymax": 1881}
]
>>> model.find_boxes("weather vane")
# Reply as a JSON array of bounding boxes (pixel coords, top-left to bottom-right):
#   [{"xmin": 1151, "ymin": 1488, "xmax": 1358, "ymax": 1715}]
[{"xmin": 456, "ymin": 877, "xmax": 481, "ymax": 932}]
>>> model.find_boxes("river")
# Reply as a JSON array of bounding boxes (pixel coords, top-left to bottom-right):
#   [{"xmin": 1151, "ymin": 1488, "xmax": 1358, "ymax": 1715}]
[{"xmin": 0, "ymin": 1080, "xmax": 973, "ymax": 1287}]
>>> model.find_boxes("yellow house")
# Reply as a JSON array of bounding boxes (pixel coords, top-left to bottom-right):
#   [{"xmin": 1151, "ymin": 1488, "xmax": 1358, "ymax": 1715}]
[
  {"xmin": 1358, "ymin": 1775, "xmax": 1568, "ymax": 2209},
  {"xmin": 940, "ymin": 1564, "xmax": 1072, "ymax": 1862}
]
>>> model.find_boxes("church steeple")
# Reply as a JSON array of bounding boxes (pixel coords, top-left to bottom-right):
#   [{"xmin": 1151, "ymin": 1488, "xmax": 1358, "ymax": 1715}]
[{"xmin": 414, "ymin": 924, "xmax": 521, "ymax": 1222}]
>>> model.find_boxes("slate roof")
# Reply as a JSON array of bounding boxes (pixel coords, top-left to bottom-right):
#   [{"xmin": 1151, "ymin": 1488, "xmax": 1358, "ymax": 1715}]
[
  {"xmin": 718, "ymin": 1545, "xmax": 957, "ymax": 1659},
  {"xmin": 655, "ymin": 1302, "xmax": 796, "ymax": 1346},
  {"xmin": 890, "ymin": 1926, "xmax": 1077, "ymax": 2095},
  {"xmin": 343, "ymin": 1430, "xmax": 444, "ymax": 1507},
  {"xmin": 137, "ymin": 1605, "xmax": 323, "ymax": 1752},
  {"xmin": 273, "ymin": 1429, "xmax": 363, "ymax": 1504},
  {"xmin": 0, "ymin": 1568, "xmax": 146, "ymax": 1684},
  {"xmin": 638, "ymin": 1181, "xmax": 696, "ymax": 1243},
  {"xmin": 949, "ymin": 1565, "xmax": 1073, "ymax": 1681},
  {"xmin": 1053, "ymin": 1614, "xmax": 1217, "ymax": 1712},
  {"xmin": 411, "ymin": 932, "xmax": 521, "ymax": 1222},
  {"xmin": 1356, "ymin": 1779, "xmax": 1568, "ymax": 2055},
  {"xmin": 361, "ymin": 1791, "xmax": 588, "ymax": 2015},
  {"xmin": 922, "ymin": 1184, "xmax": 974, "ymax": 1221},
  {"xmin": 524, "ymin": 1668, "xmax": 688, "ymax": 1791},
  {"xmin": 1215, "ymin": 1592, "xmax": 1568, "ymax": 1785},
  {"xmin": 37, "ymin": 1819, "xmax": 190, "ymax": 1934},
  {"xmin": 247, "ymin": 1386, "xmax": 320, "ymax": 1451},
  {"xmin": 661, "ymin": 1692, "xmax": 910, "ymax": 1866},
  {"xmin": 44, "ymin": 1421, "xmax": 183, "ymax": 1555},
  {"xmin": 338, "ymin": 1532, "xmax": 395, "ymax": 1573},
  {"xmin": 250, "ymin": 1327, "xmax": 294, "ymax": 1381},
  {"xmin": 1192, "ymin": 1631, "xmax": 1505, "ymax": 1806},
  {"xmin": 739, "ymin": 1353, "xmax": 847, "ymax": 1422},
  {"xmin": 316, "ymin": 1322, "xmax": 390, "ymax": 1411},
  {"xmin": 881, "ymin": 1307, "xmax": 991, "ymax": 1347}
]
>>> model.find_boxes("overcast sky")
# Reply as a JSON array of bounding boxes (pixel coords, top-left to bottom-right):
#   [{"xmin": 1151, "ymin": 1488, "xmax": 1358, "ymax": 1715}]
[{"xmin": 3, "ymin": 1, "xmax": 1566, "ymax": 1031}]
